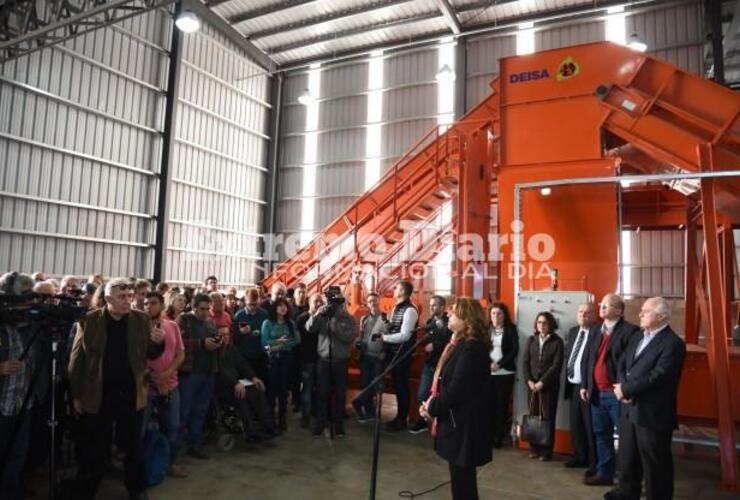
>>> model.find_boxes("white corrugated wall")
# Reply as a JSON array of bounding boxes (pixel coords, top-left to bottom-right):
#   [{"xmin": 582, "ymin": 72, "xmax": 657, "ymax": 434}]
[
  {"xmin": 0, "ymin": 14, "xmax": 271, "ymax": 285},
  {"xmin": 0, "ymin": 11, "xmax": 171, "ymax": 278},
  {"xmin": 168, "ymin": 23, "xmax": 271, "ymax": 287},
  {"xmin": 623, "ymin": 230, "xmax": 685, "ymax": 298}
]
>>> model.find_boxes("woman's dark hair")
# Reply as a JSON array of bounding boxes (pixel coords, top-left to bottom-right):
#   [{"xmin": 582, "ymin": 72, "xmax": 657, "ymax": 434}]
[
  {"xmin": 269, "ymin": 297, "xmax": 292, "ymax": 321},
  {"xmin": 489, "ymin": 301, "xmax": 514, "ymax": 327},
  {"xmin": 534, "ymin": 311, "xmax": 558, "ymax": 335}
]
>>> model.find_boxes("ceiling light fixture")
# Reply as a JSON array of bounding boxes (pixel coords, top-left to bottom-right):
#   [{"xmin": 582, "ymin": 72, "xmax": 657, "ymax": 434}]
[
  {"xmin": 540, "ymin": 187, "xmax": 552, "ymax": 196},
  {"xmin": 175, "ymin": 10, "xmax": 200, "ymax": 33},
  {"xmin": 297, "ymin": 89, "xmax": 314, "ymax": 105},
  {"xmin": 627, "ymin": 33, "xmax": 648, "ymax": 52},
  {"xmin": 435, "ymin": 64, "xmax": 454, "ymax": 82}
]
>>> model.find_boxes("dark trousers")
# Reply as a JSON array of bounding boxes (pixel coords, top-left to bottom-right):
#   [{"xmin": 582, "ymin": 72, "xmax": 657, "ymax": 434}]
[
  {"xmin": 300, "ymin": 361, "xmax": 316, "ymax": 419},
  {"xmin": 449, "ymin": 463, "xmax": 478, "ymax": 500},
  {"xmin": 618, "ymin": 415, "xmax": 674, "ymax": 500},
  {"xmin": 77, "ymin": 390, "xmax": 145, "ymax": 498},
  {"xmin": 267, "ymin": 350, "xmax": 294, "ymax": 424},
  {"xmin": 0, "ymin": 410, "xmax": 32, "ymax": 500},
  {"xmin": 218, "ymin": 384, "xmax": 273, "ymax": 436},
  {"xmin": 353, "ymin": 355, "xmax": 384, "ymax": 416},
  {"xmin": 490, "ymin": 374, "xmax": 515, "ymax": 447},
  {"xmin": 388, "ymin": 350, "xmax": 412, "ymax": 423},
  {"xmin": 316, "ymin": 358, "xmax": 348, "ymax": 432},
  {"xmin": 290, "ymin": 354, "xmax": 302, "ymax": 410},
  {"xmin": 528, "ymin": 388, "xmax": 559, "ymax": 456},
  {"xmin": 568, "ymin": 384, "xmax": 596, "ymax": 472}
]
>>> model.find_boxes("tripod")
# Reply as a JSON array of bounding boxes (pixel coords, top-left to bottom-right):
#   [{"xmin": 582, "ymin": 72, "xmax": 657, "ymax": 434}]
[
  {"xmin": 0, "ymin": 322, "xmax": 65, "ymax": 500},
  {"xmin": 353, "ymin": 334, "xmax": 428, "ymax": 500}
]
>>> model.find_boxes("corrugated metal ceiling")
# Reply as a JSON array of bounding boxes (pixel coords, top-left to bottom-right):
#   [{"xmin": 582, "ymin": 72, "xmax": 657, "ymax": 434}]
[{"xmin": 206, "ymin": 0, "xmax": 606, "ymax": 66}]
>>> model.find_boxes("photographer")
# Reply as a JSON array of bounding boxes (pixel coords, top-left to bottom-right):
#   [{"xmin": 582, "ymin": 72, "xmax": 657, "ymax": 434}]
[
  {"xmin": 295, "ymin": 293, "xmax": 322, "ymax": 429},
  {"xmin": 68, "ymin": 278, "xmax": 166, "ymax": 500},
  {"xmin": 177, "ymin": 293, "xmax": 222, "ymax": 460},
  {"xmin": 306, "ymin": 288, "xmax": 356, "ymax": 438},
  {"xmin": 409, "ymin": 295, "xmax": 451, "ymax": 435},
  {"xmin": 351, "ymin": 293, "xmax": 387, "ymax": 423},
  {"xmin": 0, "ymin": 272, "xmax": 38, "ymax": 500}
]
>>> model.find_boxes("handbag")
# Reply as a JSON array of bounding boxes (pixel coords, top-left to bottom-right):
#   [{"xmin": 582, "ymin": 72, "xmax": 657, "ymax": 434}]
[{"xmin": 521, "ymin": 392, "xmax": 551, "ymax": 447}]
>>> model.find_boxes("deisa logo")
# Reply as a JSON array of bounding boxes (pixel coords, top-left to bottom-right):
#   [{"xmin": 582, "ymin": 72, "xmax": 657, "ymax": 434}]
[{"xmin": 556, "ymin": 56, "xmax": 580, "ymax": 81}]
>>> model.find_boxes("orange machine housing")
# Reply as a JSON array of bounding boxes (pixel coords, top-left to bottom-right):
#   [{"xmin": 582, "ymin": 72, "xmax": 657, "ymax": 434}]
[{"xmin": 264, "ymin": 42, "xmax": 740, "ymax": 489}]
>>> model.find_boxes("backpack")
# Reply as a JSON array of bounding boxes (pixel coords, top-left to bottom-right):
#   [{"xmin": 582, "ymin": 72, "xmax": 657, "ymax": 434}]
[{"xmin": 142, "ymin": 429, "xmax": 170, "ymax": 486}]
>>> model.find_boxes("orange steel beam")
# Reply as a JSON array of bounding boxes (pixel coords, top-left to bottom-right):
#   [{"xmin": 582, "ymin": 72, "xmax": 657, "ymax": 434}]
[
  {"xmin": 698, "ymin": 144, "xmax": 740, "ymax": 490},
  {"xmin": 685, "ymin": 202, "xmax": 699, "ymax": 344}
]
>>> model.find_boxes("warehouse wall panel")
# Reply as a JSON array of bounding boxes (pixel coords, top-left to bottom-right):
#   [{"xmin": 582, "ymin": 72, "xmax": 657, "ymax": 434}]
[
  {"xmin": 627, "ymin": 2, "xmax": 705, "ymax": 75},
  {"xmin": 168, "ymin": 23, "xmax": 271, "ymax": 287},
  {"xmin": 0, "ymin": 10, "xmax": 170, "ymax": 278},
  {"xmin": 536, "ymin": 20, "xmax": 605, "ymax": 51},
  {"xmin": 465, "ymin": 35, "xmax": 516, "ymax": 110},
  {"xmin": 623, "ymin": 230, "xmax": 685, "ymax": 298}
]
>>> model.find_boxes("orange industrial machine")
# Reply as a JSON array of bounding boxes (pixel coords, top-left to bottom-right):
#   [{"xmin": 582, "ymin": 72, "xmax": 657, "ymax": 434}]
[{"xmin": 263, "ymin": 42, "xmax": 740, "ymax": 489}]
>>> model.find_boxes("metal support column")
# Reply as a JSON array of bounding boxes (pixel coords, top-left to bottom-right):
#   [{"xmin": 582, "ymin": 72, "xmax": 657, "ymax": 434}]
[
  {"xmin": 698, "ymin": 144, "xmax": 739, "ymax": 490},
  {"xmin": 708, "ymin": 0, "xmax": 725, "ymax": 85},
  {"xmin": 684, "ymin": 201, "xmax": 699, "ymax": 344},
  {"xmin": 153, "ymin": 2, "xmax": 183, "ymax": 283},
  {"xmin": 454, "ymin": 36, "xmax": 467, "ymax": 119},
  {"xmin": 261, "ymin": 73, "xmax": 284, "ymax": 280}
]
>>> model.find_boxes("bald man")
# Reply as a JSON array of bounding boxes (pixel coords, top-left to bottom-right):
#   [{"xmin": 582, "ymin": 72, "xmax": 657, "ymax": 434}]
[
  {"xmin": 580, "ymin": 293, "xmax": 640, "ymax": 486},
  {"xmin": 606, "ymin": 297, "xmax": 685, "ymax": 500}
]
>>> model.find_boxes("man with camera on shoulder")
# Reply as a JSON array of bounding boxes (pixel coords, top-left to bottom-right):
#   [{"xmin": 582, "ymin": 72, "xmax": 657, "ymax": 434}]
[
  {"xmin": 68, "ymin": 278, "xmax": 166, "ymax": 500},
  {"xmin": 305, "ymin": 287, "xmax": 356, "ymax": 438},
  {"xmin": 0, "ymin": 272, "xmax": 40, "ymax": 500}
]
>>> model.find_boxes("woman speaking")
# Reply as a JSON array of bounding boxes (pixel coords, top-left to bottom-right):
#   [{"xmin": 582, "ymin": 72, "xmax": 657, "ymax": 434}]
[{"xmin": 419, "ymin": 298, "xmax": 493, "ymax": 500}]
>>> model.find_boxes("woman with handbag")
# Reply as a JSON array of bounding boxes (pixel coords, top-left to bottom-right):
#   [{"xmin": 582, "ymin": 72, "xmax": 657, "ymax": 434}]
[
  {"xmin": 522, "ymin": 311, "xmax": 564, "ymax": 461},
  {"xmin": 419, "ymin": 298, "xmax": 493, "ymax": 500},
  {"xmin": 488, "ymin": 302, "xmax": 519, "ymax": 448}
]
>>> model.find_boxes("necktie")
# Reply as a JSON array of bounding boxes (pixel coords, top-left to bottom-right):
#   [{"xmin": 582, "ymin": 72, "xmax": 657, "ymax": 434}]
[{"xmin": 567, "ymin": 329, "xmax": 586, "ymax": 379}]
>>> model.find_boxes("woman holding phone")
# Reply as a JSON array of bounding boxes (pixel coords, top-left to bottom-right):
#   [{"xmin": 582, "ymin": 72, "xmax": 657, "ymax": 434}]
[
  {"xmin": 419, "ymin": 298, "xmax": 493, "ymax": 500},
  {"xmin": 261, "ymin": 298, "xmax": 300, "ymax": 431}
]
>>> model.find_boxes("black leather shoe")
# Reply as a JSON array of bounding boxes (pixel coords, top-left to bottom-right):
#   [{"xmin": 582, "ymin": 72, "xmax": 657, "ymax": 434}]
[
  {"xmin": 584, "ymin": 475, "xmax": 614, "ymax": 486},
  {"xmin": 565, "ymin": 459, "xmax": 588, "ymax": 468}
]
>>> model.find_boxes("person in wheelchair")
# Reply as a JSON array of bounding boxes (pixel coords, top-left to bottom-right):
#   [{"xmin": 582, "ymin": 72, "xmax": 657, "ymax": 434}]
[{"xmin": 216, "ymin": 327, "xmax": 276, "ymax": 444}]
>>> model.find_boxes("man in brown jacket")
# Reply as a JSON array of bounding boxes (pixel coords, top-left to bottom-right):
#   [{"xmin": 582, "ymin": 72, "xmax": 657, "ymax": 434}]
[{"xmin": 68, "ymin": 278, "xmax": 165, "ymax": 500}]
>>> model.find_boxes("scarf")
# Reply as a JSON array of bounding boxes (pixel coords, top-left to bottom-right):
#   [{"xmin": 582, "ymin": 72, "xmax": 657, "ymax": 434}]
[{"xmin": 429, "ymin": 334, "xmax": 460, "ymax": 437}]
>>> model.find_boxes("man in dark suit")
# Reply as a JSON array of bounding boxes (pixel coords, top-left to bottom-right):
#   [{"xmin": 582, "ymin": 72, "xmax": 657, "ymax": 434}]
[
  {"xmin": 563, "ymin": 303, "xmax": 598, "ymax": 474},
  {"xmin": 580, "ymin": 293, "xmax": 640, "ymax": 486},
  {"xmin": 606, "ymin": 297, "xmax": 686, "ymax": 500}
]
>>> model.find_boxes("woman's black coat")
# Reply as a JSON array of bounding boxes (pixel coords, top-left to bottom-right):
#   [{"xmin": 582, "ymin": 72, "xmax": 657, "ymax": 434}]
[{"xmin": 427, "ymin": 338, "xmax": 493, "ymax": 468}]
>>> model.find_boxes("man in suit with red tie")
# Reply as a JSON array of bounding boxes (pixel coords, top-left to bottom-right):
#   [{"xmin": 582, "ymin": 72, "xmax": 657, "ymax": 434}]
[{"xmin": 606, "ymin": 297, "xmax": 686, "ymax": 500}]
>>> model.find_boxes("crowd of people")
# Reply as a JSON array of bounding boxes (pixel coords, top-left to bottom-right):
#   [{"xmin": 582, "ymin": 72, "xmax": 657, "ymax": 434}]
[{"xmin": 0, "ymin": 270, "xmax": 686, "ymax": 500}]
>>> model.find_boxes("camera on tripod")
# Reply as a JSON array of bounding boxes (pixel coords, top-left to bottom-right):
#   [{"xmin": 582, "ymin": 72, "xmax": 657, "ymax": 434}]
[
  {"xmin": 320, "ymin": 286, "xmax": 346, "ymax": 317},
  {"xmin": 0, "ymin": 292, "xmax": 87, "ymax": 327}
]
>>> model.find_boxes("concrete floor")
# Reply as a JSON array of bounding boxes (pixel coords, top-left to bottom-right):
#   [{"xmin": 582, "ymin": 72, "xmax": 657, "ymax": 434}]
[{"xmin": 91, "ymin": 402, "xmax": 738, "ymax": 500}]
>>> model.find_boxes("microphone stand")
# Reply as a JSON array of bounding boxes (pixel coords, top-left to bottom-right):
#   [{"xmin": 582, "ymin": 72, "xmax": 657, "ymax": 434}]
[{"xmin": 357, "ymin": 332, "xmax": 429, "ymax": 500}]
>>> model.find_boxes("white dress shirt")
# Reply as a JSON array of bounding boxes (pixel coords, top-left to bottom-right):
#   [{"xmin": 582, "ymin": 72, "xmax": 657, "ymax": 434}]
[
  {"xmin": 635, "ymin": 324, "xmax": 669, "ymax": 357},
  {"xmin": 567, "ymin": 327, "xmax": 590, "ymax": 385}
]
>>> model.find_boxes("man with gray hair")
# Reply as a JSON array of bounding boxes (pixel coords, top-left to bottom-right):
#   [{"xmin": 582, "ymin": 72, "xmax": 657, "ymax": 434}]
[
  {"xmin": 69, "ymin": 278, "xmax": 166, "ymax": 500},
  {"xmin": 607, "ymin": 297, "xmax": 686, "ymax": 500}
]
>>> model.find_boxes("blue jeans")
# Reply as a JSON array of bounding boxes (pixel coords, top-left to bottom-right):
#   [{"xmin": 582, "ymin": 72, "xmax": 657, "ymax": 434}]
[
  {"xmin": 179, "ymin": 372, "xmax": 214, "ymax": 449},
  {"xmin": 590, "ymin": 391, "xmax": 621, "ymax": 480},
  {"xmin": 417, "ymin": 364, "xmax": 435, "ymax": 404},
  {"xmin": 354, "ymin": 355, "xmax": 384, "ymax": 416},
  {"xmin": 142, "ymin": 387, "xmax": 182, "ymax": 462},
  {"xmin": 301, "ymin": 362, "xmax": 316, "ymax": 419}
]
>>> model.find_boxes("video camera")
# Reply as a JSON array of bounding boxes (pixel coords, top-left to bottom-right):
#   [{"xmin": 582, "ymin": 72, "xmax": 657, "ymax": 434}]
[
  {"xmin": 0, "ymin": 291, "xmax": 88, "ymax": 328},
  {"xmin": 320, "ymin": 286, "xmax": 346, "ymax": 317}
]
